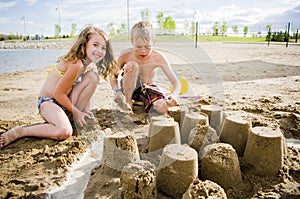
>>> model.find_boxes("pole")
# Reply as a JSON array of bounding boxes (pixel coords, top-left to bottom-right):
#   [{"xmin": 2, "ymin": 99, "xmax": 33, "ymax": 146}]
[
  {"xmin": 21, "ymin": 16, "xmax": 26, "ymax": 40},
  {"xmin": 127, "ymin": 0, "xmax": 130, "ymax": 39},
  {"xmin": 286, "ymin": 22, "xmax": 290, "ymax": 48},
  {"xmin": 267, "ymin": 26, "xmax": 271, "ymax": 46},
  {"xmin": 56, "ymin": 4, "xmax": 61, "ymax": 38},
  {"xmin": 195, "ymin": 22, "xmax": 198, "ymax": 48},
  {"xmin": 296, "ymin": 29, "xmax": 298, "ymax": 43}
]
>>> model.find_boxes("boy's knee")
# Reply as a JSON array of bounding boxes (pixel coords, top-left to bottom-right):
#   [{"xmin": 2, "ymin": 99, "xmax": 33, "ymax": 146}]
[{"xmin": 124, "ymin": 61, "xmax": 139, "ymax": 75}]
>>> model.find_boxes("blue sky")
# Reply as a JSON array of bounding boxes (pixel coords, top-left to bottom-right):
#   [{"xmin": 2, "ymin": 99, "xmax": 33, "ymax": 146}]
[{"xmin": 0, "ymin": 0, "xmax": 299, "ymax": 37}]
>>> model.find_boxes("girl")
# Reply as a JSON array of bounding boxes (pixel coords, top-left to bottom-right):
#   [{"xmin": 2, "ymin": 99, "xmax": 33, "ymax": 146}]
[{"xmin": 0, "ymin": 25, "xmax": 117, "ymax": 148}]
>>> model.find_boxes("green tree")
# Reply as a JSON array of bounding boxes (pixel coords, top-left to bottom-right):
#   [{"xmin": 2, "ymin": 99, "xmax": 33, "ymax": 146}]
[
  {"xmin": 243, "ymin": 26, "xmax": 249, "ymax": 37},
  {"xmin": 117, "ymin": 23, "xmax": 127, "ymax": 35},
  {"xmin": 107, "ymin": 22, "xmax": 115, "ymax": 36},
  {"xmin": 266, "ymin": 24, "xmax": 272, "ymax": 32},
  {"xmin": 232, "ymin": 25, "xmax": 239, "ymax": 34},
  {"xmin": 220, "ymin": 21, "xmax": 228, "ymax": 36},
  {"xmin": 70, "ymin": 23, "xmax": 77, "ymax": 38},
  {"xmin": 141, "ymin": 8, "xmax": 150, "ymax": 21},
  {"xmin": 162, "ymin": 16, "xmax": 176, "ymax": 31},
  {"xmin": 156, "ymin": 12, "xmax": 164, "ymax": 30},
  {"xmin": 212, "ymin": 22, "xmax": 219, "ymax": 36},
  {"xmin": 55, "ymin": 24, "xmax": 61, "ymax": 38}
]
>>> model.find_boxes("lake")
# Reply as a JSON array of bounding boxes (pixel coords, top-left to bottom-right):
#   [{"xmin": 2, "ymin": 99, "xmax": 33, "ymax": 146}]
[{"xmin": 0, "ymin": 49, "xmax": 67, "ymax": 74}]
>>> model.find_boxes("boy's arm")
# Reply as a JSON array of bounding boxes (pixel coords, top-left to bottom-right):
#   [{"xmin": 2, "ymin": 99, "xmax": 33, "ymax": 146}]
[
  {"xmin": 110, "ymin": 55, "xmax": 125, "ymax": 91},
  {"xmin": 158, "ymin": 54, "xmax": 180, "ymax": 97}
]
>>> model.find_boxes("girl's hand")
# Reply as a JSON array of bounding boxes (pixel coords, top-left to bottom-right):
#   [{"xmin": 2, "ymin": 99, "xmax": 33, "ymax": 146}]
[
  {"xmin": 84, "ymin": 110, "xmax": 95, "ymax": 120},
  {"xmin": 74, "ymin": 110, "xmax": 91, "ymax": 128}
]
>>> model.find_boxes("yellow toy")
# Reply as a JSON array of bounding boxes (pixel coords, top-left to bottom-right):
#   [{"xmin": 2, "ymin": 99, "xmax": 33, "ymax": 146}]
[{"xmin": 170, "ymin": 77, "xmax": 189, "ymax": 95}]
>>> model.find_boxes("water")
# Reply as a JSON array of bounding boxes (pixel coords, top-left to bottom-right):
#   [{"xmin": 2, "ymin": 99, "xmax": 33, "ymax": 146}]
[{"xmin": 0, "ymin": 49, "xmax": 67, "ymax": 74}]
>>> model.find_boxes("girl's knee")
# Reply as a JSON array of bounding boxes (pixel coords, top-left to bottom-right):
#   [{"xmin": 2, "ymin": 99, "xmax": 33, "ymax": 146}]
[
  {"xmin": 56, "ymin": 127, "xmax": 73, "ymax": 140},
  {"xmin": 85, "ymin": 71, "xmax": 99, "ymax": 84}
]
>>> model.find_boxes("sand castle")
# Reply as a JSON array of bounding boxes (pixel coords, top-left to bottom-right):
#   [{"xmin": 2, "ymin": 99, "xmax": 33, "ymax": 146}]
[{"xmin": 100, "ymin": 105, "xmax": 286, "ymax": 198}]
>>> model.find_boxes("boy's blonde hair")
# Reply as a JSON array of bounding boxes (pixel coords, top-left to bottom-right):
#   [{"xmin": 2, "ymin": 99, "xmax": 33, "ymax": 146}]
[
  {"xmin": 130, "ymin": 21, "xmax": 156, "ymax": 43},
  {"xmin": 58, "ymin": 25, "xmax": 117, "ymax": 80}
]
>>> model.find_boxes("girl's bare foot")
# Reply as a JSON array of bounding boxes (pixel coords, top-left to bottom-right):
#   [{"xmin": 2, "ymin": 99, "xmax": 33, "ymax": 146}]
[{"xmin": 0, "ymin": 126, "xmax": 23, "ymax": 149}]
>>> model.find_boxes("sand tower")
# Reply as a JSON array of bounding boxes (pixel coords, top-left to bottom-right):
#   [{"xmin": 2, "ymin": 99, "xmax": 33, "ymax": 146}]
[
  {"xmin": 156, "ymin": 144, "xmax": 198, "ymax": 199},
  {"xmin": 220, "ymin": 113, "xmax": 251, "ymax": 157},
  {"xmin": 201, "ymin": 143, "xmax": 242, "ymax": 190},
  {"xmin": 243, "ymin": 126, "xmax": 286, "ymax": 176},
  {"xmin": 102, "ymin": 132, "xmax": 140, "ymax": 171},
  {"xmin": 201, "ymin": 105, "xmax": 223, "ymax": 134},
  {"xmin": 120, "ymin": 160, "xmax": 156, "ymax": 199}
]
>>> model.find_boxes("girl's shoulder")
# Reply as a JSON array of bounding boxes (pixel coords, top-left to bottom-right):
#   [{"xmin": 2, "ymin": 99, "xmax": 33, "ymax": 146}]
[{"xmin": 63, "ymin": 59, "xmax": 84, "ymax": 73}]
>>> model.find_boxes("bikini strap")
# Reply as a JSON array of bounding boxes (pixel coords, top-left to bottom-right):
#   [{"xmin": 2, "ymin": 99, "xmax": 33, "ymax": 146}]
[{"xmin": 49, "ymin": 64, "xmax": 64, "ymax": 76}]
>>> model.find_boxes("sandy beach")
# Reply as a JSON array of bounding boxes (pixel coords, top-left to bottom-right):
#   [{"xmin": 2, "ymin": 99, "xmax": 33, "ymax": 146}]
[{"xmin": 0, "ymin": 40, "xmax": 299, "ymax": 198}]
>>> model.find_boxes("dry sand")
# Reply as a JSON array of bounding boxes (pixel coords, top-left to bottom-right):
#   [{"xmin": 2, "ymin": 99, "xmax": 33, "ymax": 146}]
[{"xmin": 0, "ymin": 40, "xmax": 299, "ymax": 199}]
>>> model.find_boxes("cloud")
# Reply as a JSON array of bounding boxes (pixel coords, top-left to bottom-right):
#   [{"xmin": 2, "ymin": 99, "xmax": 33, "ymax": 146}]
[
  {"xmin": 0, "ymin": 17, "xmax": 10, "ymax": 24},
  {"xmin": 254, "ymin": 5, "xmax": 300, "ymax": 31},
  {"xmin": 0, "ymin": 1, "xmax": 17, "ymax": 10},
  {"xmin": 25, "ymin": 0, "xmax": 37, "ymax": 6}
]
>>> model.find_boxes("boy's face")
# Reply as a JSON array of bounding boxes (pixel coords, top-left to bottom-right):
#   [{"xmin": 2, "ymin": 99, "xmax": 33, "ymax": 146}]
[{"xmin": 132, "ymin": 38, "xmax": 155, "ymax": 59}]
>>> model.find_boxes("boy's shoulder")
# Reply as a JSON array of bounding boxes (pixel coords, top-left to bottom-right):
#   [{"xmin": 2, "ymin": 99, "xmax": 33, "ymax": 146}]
[{"xmin": 119, "ymin": 47, "xmax": 135, "ymax": 56}]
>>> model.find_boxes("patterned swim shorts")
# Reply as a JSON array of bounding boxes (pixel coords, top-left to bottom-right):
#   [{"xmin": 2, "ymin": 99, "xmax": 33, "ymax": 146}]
[
  {"xmin": 37, "ymin": 96, "xmax": 65, "ymax": 113},
  {"xmin": 132, "ymin": 84, "xmax": 165, "ymax": 112}
]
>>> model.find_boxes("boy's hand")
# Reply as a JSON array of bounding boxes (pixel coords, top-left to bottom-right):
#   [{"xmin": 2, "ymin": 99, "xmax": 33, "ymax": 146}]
[
  {"xmin": 165, "ymin": 94, "xmax": 179, "ymax": 106},
  {"xmin": 153, "ymin": 99, "xmax": 169, "ymax": 114},
  {"xmin": 153, "ymin": 95, "xmax": 179, "ymax": 114},
  {"xmin": 114, "ymin": 91, "xmax": 124, "ymax": 103}
]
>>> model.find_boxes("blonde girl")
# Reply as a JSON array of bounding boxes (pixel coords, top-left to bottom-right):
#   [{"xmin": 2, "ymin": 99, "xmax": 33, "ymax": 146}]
[{"xmin": 0, "ymin": 25, "xmax": 117, "ymax": 148}]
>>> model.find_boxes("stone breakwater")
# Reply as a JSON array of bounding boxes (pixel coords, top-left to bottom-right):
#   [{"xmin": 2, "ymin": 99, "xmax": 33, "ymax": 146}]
[{"xmin": 0, "ymin": 40, "xmax": 72, "ymax": 49}]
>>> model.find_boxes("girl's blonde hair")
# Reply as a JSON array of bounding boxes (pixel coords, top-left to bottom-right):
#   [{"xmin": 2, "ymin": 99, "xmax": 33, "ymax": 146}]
[
  {"xmin": 130, "ymin": 21, "xmax": 156, "ymax": 43},
  {"xmin": 58, "ymin": 25, "xmax": 118, "ymax": 80}
]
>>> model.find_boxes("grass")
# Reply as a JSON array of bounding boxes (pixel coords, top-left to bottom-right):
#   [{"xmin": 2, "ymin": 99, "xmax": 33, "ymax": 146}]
[
  {"xmin": 110, "ymin": 34, "xmax": 268, "ymax": 42},
  {"xmin": 4, "ymin": 34, "xmax": 296, "ymax": 43}
]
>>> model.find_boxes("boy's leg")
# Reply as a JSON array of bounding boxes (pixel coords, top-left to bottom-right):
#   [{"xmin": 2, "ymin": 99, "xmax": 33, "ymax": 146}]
[{"xmin": 121, "ymin": 62, "xmax": 139, "ymax": 106}]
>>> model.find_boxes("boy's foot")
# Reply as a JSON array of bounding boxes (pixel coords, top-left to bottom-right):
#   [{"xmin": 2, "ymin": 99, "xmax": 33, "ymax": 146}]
[{"xmin": 0, "ymin": 126, "xmax": 22, "ymax": 149}]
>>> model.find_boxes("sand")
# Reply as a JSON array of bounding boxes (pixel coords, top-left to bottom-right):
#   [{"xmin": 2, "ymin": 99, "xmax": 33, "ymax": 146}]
[{"xmin": 0, "ymin": 40, "xmax": 299, "ymax": 199}]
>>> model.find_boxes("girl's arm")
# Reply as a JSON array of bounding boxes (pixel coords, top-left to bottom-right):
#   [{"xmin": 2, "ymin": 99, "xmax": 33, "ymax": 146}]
[{"xmin": 52, "ymin": 61, "xmax": 82, "ymax": 114}]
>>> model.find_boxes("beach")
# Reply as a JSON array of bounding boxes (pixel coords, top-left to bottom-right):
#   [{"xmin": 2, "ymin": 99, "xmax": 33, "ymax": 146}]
[{"xmin": 0, "ymin": 40, "xmax": 299, "ymax": 198}]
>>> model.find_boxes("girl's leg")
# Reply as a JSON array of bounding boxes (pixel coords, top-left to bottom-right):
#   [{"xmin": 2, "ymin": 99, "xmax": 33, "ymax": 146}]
[
  {"xmin": 69, "ymin": 71, "xmax": 99, "ymax": 112},
  {"xmin": 0, "ymin": 102, "xmax": 72, "ymax": 148}
]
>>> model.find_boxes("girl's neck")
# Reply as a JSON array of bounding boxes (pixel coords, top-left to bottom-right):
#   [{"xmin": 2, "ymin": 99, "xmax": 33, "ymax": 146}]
[{"xmin": 82, "ymin": 58, "xmax": 91, "ymax": 68}]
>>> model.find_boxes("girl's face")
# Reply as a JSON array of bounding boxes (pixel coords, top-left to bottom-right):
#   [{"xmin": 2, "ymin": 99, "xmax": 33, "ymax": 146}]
[
  {"xmin": 132, "ymin": 38, "xmax": 155, "ymax": 59},
  {"xmin": 86, "ymin": 32, "xmax": 107, "ymax": 63}
]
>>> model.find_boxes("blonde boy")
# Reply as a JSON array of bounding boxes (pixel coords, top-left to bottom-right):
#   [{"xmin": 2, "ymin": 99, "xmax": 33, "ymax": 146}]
[{"xmin": 111, "ymin": 21, "xmax": 180, "ymax": 114}]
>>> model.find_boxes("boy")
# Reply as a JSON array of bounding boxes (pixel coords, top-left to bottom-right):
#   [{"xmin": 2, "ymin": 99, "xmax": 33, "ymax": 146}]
[{"xmin": 111, "ymin": 21, "xmax": 180, "ymax": 114}]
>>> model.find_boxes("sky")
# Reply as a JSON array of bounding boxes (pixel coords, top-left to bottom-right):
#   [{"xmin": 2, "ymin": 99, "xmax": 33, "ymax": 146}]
[{"xmin": 0, "ymin": 0, "xmax": 299, "ymax": 37}]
